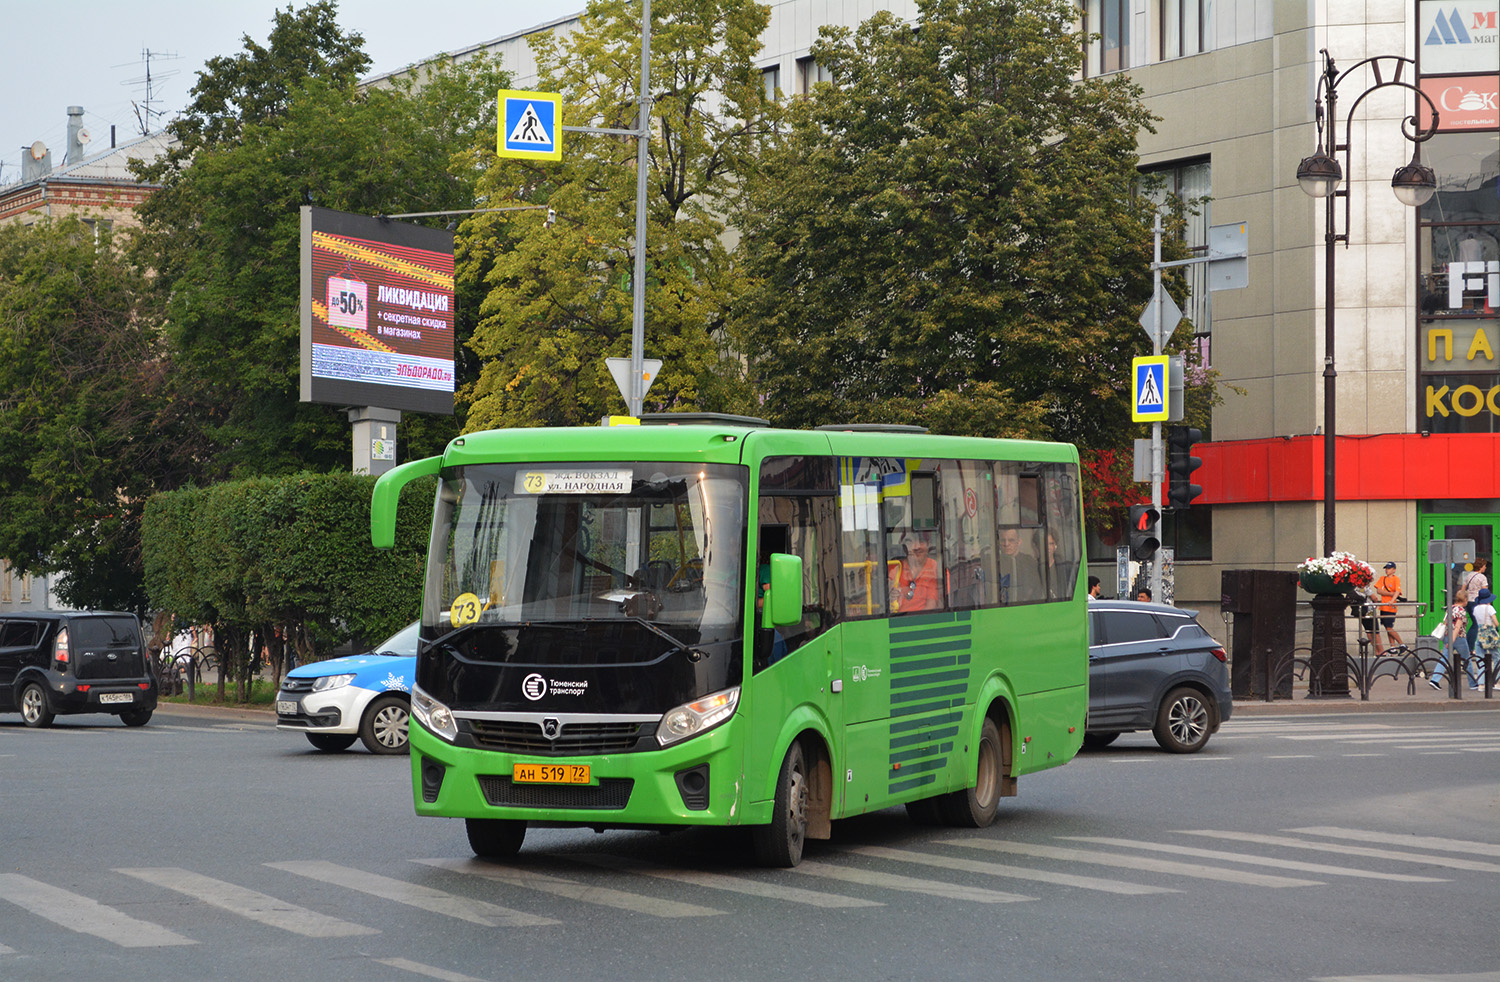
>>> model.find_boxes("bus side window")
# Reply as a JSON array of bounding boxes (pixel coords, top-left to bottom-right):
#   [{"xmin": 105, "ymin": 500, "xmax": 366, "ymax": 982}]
[{"xmin": 755, "ymin": 458, "xmax": 840, "ymax": 672}]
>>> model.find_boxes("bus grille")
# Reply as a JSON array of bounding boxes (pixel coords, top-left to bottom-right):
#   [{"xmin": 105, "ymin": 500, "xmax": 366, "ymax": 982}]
[
  {"xmin": 467, "ymin": 719, "xmax": 650, "ymax": 755},
  {"xmin": 478, "ymin": 776, "xmax": 634, "ymax": 810}
]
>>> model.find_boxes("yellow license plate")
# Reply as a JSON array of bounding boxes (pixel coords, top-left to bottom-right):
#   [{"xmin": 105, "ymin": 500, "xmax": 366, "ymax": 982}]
[{"xmin": 512, "ymin": 763, "xmax": 591, "ymax": 784}]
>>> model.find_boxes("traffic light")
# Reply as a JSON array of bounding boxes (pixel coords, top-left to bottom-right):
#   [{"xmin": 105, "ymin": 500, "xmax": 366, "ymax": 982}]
[
  {"xmin": 1128, "ymin": 504, "xmax": 1161, "ymax": 561},
  {"xmin": 1166, "ymin": 425, "xmax": 1204, "ymax": 511}
]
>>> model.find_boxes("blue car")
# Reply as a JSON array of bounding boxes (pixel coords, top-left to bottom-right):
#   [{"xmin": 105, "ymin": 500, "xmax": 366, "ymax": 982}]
[{"xmin": 275, "ymin": 622, "xmax": 417, "ymax": 754}]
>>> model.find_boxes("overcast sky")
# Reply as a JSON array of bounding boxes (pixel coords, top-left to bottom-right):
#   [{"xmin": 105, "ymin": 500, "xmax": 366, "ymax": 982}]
[{"xmin": 1, "ymin": 0, "xmax": 585, "ymax": 185}]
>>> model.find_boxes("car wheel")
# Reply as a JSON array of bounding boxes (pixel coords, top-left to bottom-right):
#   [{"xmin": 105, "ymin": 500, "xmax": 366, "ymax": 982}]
[
  {"xmin": 306, "ymin": 732, "xmax": 357, "ymax": 752},
  {"xmin": 1153, "ymin": 686, "xmax": 1213, "ymax": 753},
  {"xmin": 466, "ymin": 818, "xmax": 526, "ymax": 860},
  {"xmin": 20, "ymin": 683, "xmax": 54, "ymax": 728},
  {"xmin": 939, "ymin": 717, "xmax": 1002, "ymax": 828},
  {"xmin": 1082, "ymin": 732, "xmax": 1120, "ymax": 750},
  {"xmin": 360, "ymin": 695, "xmax": 410, "ymax": 754},
  {"xmin": 119, "ymin": 709, "xmax": 153, "ymax": 727},
  {"xmin": 753, "ymin": 740, "xmax": 808, "ymax": 867}
]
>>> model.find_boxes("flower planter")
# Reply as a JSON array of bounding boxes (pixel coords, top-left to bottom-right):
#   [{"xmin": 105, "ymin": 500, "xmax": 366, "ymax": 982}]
[{"xmin": 1299, "ymin": 571, "xmax": 1349, "ymax": 596}]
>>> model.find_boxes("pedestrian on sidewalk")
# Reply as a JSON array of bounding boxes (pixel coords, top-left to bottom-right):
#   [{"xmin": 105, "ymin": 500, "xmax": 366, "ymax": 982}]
[
  {"xmin": 1471, "ymin": 588, "xmax": 1498, "ymax": 692},
  {"xmin": 1373, "ymin": 562, "xmax": 1404, "ymax": 652},
  {"xmin": 1429, "ymin": 588, "xmax": 1470, "ymax": 691},
  {"xmin": 1460, "ymin": 558, "xmax": 1490, "ymax": 656}
]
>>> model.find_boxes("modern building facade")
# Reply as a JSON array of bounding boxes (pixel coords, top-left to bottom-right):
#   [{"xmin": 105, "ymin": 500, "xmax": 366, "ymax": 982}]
[{"xmin": 404, "ymin": 0, "xmax": 1500, "ymax": 620}]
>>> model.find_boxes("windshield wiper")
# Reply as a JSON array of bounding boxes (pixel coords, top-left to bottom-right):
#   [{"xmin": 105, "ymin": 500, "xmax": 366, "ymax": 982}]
[{"xmin": 583, "ymin": 616, "xmax": 694, "ymax": 656}]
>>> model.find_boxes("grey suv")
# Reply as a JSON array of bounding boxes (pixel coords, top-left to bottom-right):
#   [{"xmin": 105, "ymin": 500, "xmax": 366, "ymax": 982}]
[
  {"xmin": 0, "ymin": 611, "xmax": 157, "ymax": 727},
  {"xmin": 1085, "ymin": 600, "xmax": 1231, "ymax": 753}
]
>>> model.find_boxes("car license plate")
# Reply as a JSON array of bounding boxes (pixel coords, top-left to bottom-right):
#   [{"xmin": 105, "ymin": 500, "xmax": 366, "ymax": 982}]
[
  {"xmin": 99, "ymin": 693, "xmax": 133, "ymax": 705},
  {"xmin": 512, "ymin": 763, "xmax": 590, "ymax": 784},
  {"xmin": 277, "ymin": 700, "xmax": 298, "ymax": 715}
]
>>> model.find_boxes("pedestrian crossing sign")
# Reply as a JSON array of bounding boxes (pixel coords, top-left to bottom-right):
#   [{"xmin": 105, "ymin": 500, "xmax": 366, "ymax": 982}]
[
  {"xmin": 498, "ymin": 90, "xmax": 563, "ymax": 161},
  {"xmin": 1131, "ymin": 356, "xmax": 1169, "ymax": 422}
]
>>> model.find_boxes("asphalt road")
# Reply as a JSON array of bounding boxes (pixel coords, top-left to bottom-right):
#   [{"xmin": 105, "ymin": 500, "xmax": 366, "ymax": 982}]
[{"xmin": 2, "ymin": 705, "xmax": 1497, "ymax": 982}]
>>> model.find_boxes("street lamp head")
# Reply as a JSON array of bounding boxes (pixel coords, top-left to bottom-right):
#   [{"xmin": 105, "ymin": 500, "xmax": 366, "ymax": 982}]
[
  {"xmin": 1391, "ymin": 153, "xmax": 1437, "ymax": 207},
  {"xmin": 1297, "ymin": 150, "xmax": 1343, "ymax": 198}
]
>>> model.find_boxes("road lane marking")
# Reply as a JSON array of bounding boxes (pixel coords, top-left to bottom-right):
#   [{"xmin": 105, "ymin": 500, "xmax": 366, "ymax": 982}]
[
  {"xmin": 414, "ymin": 858, "xmax": 722, "ymax": 918},
  {"xmin": 847, "ymin": 845, "xmax": 1176, "ymax": 895},
  {"xmin": 267, "ymin": 860, "xmax": 558, "ymax": 926},
  {"xmin": 115, "ymin": 867, "xmax": 377, "ymax": 937},
  {"xmin": 791, "ymin": 859, "xmax": 1031, "ymax": 903},
  {"xmin": 1286, "ymin": 827, "xmax": 1500, "ymax": 859},
  {"xmin": 373, "ymin": 956, "xmax": 489, "ymax": 981},
  {"xmin": 943, "ymin": 839, "xmax": 1321, "ymax": 887},
  {"xmin": 573, "ymin": 855, "xmax": 882, "ymax": 907},
  {"xmin": 1059, "ymin": 837, "xmax": 1447, "ymax": 883},
  {"xmin": 0, "ymin": 874, "xmax": 196, "ymax": 948},
  {"xmin": 1178, "ymin": 832, "xmax": 1500, "ymax": 873},
  {"xmin": 1266, "ymin": 754, "xmax": 1316, "ymax": 759}
]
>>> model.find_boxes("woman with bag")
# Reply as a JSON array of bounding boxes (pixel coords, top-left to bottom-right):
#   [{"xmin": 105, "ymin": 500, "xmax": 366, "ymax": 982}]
[
  {"xmin": 1460, "ymin": 558, "xmax": 1490, "ymax": 656},
  {"xmin": 1429, "ymin": 588, "xmax": 1470, "ymax": 691},
  {"xmin": 1471, "ymin": 588, "xmax": 1498, "ymax": 692}
]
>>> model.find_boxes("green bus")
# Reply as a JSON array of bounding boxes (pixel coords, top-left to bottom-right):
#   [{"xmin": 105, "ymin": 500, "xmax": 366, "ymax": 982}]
[{"xmin": 370, "ymin": 416, "xmax": 1088, "ymax": 867}]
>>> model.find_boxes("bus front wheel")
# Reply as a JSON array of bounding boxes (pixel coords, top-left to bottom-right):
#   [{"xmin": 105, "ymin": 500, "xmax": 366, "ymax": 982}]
[
  {"xmin": 466, "ymin": 818, "xmax": 526, "ymax": 861},
  {"xmin": 940, "ymin": 717, "xmax": 1002, "ymax": 828},
  {"xmin": 753, "ymin": 740, "xmax": 808, "ymax": 868}
]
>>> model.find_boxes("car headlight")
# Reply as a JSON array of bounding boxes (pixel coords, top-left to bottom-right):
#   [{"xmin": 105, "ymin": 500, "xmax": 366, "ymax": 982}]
[
  {"xmin": 656, "ymin": 686, "xmax": 739, "ymax": 747},
  {"xmin": 311, "ymin": 673, "xmax": 357, "ymax": 692},
  {"xmin": 411, "ymin": 685, "xmax": 457, "ymax": 742}
]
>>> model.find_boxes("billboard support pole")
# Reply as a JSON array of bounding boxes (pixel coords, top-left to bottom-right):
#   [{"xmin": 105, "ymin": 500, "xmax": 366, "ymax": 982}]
[
  {"xmin": 349, "ymin": 407, "xmax": 401, "ymax": 477},
  {"xmin": 628, "ymin": 0, "xmax": 652, "ymax": 417}
]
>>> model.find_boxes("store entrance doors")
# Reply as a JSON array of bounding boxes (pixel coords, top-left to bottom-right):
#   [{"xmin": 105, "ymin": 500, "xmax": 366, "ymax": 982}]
[{"xmin": 1416, "ymin": 513, "xmax": 1497, "ymax": 634}]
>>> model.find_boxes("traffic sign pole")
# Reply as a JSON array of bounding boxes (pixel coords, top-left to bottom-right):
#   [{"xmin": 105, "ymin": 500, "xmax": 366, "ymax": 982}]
[{"xmin": 1150, "ymin": 213, "xmax": 1164, "ymax": 604}]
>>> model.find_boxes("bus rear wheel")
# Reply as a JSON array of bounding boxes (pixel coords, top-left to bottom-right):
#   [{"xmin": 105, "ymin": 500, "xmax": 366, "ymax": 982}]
[
  {"xmin": 753, "ymin": 740, "xmax": 808, "ymax": 868},
  {"xmin": 466, "ymin": 818, "xmax": 526, "ymax": 860},
  {"xmin": 940, "ymin": 717, "xmax": 1002, "ymax": 828}
]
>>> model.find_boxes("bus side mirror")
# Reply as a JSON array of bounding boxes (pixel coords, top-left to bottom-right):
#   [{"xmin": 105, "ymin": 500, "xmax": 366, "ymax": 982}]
[{"xmin": 765, "ymin": 553, "xmax": 804, "ymax": 628}]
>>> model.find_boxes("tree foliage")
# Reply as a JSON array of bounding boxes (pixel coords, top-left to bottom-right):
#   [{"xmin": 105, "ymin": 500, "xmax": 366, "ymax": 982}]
[
  {"xmin": 730, "ymin": 0, "xmax": 1170, "ymax": 447},
  {"xmin": 462, "ymin": 0, "xmax": 776, "ymax": 429},
  {"xmin": 133, "ymin": 4, "xmax": 508, "ymax": 476},
  {"xmin": 0, "ymin": 218, "xmax": 184, "ymax": 612}
]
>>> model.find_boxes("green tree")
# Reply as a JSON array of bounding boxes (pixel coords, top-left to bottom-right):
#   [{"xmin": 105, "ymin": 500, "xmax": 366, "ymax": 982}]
[
  {"xmin": 0, "ymin": 218, "xmax": 183, "ymax": 612},
  {"xmin": 730, "ymin": 0, "xmax": 1170, "ymax": 447},
  {"xmin": 463, "ymin": 0, "xmax": 776, "ymax": 429},
  {"xmin": 134, "ymin": 6, "xmax": 507, "ymax": 475}
]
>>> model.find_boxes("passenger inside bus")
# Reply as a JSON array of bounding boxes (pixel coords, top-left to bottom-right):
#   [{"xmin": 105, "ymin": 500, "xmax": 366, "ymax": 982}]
[
  {"xmin": 997, "ymin": 527, "xmax": 1043, "ymax": 603},
  {"xmin": 889, "ymin": 532, "xmax": 943, "ymax": 613}
]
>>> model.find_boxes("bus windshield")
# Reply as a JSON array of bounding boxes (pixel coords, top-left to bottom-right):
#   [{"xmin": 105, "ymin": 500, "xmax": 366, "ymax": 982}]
[{"xmin": 427, "ymin": 462, "xmax": 748, "ymax": 646}]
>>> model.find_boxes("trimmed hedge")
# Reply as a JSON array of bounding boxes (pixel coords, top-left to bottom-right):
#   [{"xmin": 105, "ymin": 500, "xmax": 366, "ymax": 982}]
[{"xmin": 142, "ymin": 471, "xmax": 433, "ymax": 670}]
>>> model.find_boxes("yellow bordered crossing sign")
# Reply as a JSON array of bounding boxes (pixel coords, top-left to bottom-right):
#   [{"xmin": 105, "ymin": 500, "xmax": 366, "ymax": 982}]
[
  {"xmin": 498, "ymin": 90, "xmax": 562, "ymax": 161},
  {"xmin": 1131, "ymin": 356, "xmax": 1169, "ymax": 422}
]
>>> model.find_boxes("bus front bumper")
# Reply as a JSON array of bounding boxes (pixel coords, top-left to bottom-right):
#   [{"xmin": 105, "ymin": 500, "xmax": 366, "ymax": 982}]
[{"xmin": 409, "ymin": 717, "xmax": 747, "ymax": 828}]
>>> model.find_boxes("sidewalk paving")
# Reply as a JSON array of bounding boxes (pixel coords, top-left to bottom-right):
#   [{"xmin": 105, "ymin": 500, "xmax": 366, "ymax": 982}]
[{"xmin": 1233, "ymin": 675, "xmax": 1500, "ymax": 715}]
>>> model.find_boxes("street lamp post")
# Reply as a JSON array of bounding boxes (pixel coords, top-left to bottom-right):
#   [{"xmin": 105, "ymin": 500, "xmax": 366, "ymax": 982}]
[{"xmin": 1295, "ymin": 49, "xmax": 1438, "ymax": 558}]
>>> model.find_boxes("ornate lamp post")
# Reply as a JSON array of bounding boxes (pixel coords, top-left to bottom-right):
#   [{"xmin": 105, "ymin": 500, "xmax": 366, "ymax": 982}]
[{"xmin": 1295, "ymin": 49, "xmax": 1438, "ymax": 558}]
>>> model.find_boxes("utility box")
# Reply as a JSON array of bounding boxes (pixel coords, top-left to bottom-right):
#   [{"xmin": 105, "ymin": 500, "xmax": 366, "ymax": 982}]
[{"xmin": 1222, "ymin": 569, "xmax": 1298, "ymax": 699}]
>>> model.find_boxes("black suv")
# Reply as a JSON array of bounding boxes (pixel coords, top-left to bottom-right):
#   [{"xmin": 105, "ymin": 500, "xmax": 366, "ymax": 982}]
[
  {"xmin": 0, "ymin": 611, "xmax": 157, "ymax": 727},
  {"xmin": 1085, "ymin": 600, "xmax": 1232, "ymax": 753}
]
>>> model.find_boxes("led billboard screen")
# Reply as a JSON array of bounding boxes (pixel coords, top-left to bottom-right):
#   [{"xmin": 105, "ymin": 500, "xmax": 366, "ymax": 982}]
[{"xmin": 300, "ymin": 206, "xmax": 455, "ymax": 415}]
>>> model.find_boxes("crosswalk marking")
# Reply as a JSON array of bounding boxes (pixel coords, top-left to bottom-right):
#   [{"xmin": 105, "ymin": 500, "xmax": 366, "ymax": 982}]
[
  {"xmin": 414, "ymin": 858, "xmax": 723, "ymax": 918},
  {"xmin": 1286, "ymin": 827, "xmax": 1500, "ymax": 859},
  {"xmin": 944, "ymin": 839, "xmax": 1322, "ymax": 887},
  {"xmin": 846, "ymin": 845, "xmax": 1176, "ymax": 895},
  {"xmin": 791, "ymin": 858, "xmax": 1032, "ymax": 903},
  {"xmin": 266, "ymin": 860, "xmax": 558, "ymax": 926},
  {"xmin": 1059, "ymin": 837, "xmax": 1448, "ymax": 883},
  {"xmin": 1178, "ymin": 831, "xmax": 1500, "ymax": 874},
  {"xmin": 115, "ymin": 867, "xmax": 378, "ymax": 937},
  {"xmin": 373, "ymin": 956, "xmax": 490, "ymax": 981},
  {"xmin": 0, "ymin": 874, "xmax": 195, "ymax": 948},
  {"xmin": 0, "ymin": 942, "xmax": 13, "ymax": 954},
  {"xmin": 574, "ymin": 855, "xmax": 882, "ymax": 907}
]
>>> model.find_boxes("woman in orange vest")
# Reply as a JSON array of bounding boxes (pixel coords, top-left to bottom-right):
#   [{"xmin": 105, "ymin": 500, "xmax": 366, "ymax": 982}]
[{"xmin": 890, "ymin": 534, "xmax": 942, "ymax": 612}]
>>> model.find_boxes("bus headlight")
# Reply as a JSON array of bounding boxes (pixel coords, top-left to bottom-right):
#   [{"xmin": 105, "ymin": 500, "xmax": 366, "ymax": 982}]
[
  {"xmin": 656, "ymin": 686, "xmax": 739, "ymax": 747},
  {"xmin": 411, "ymin": 685, "xmax": 458, "ymax": 742}
]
